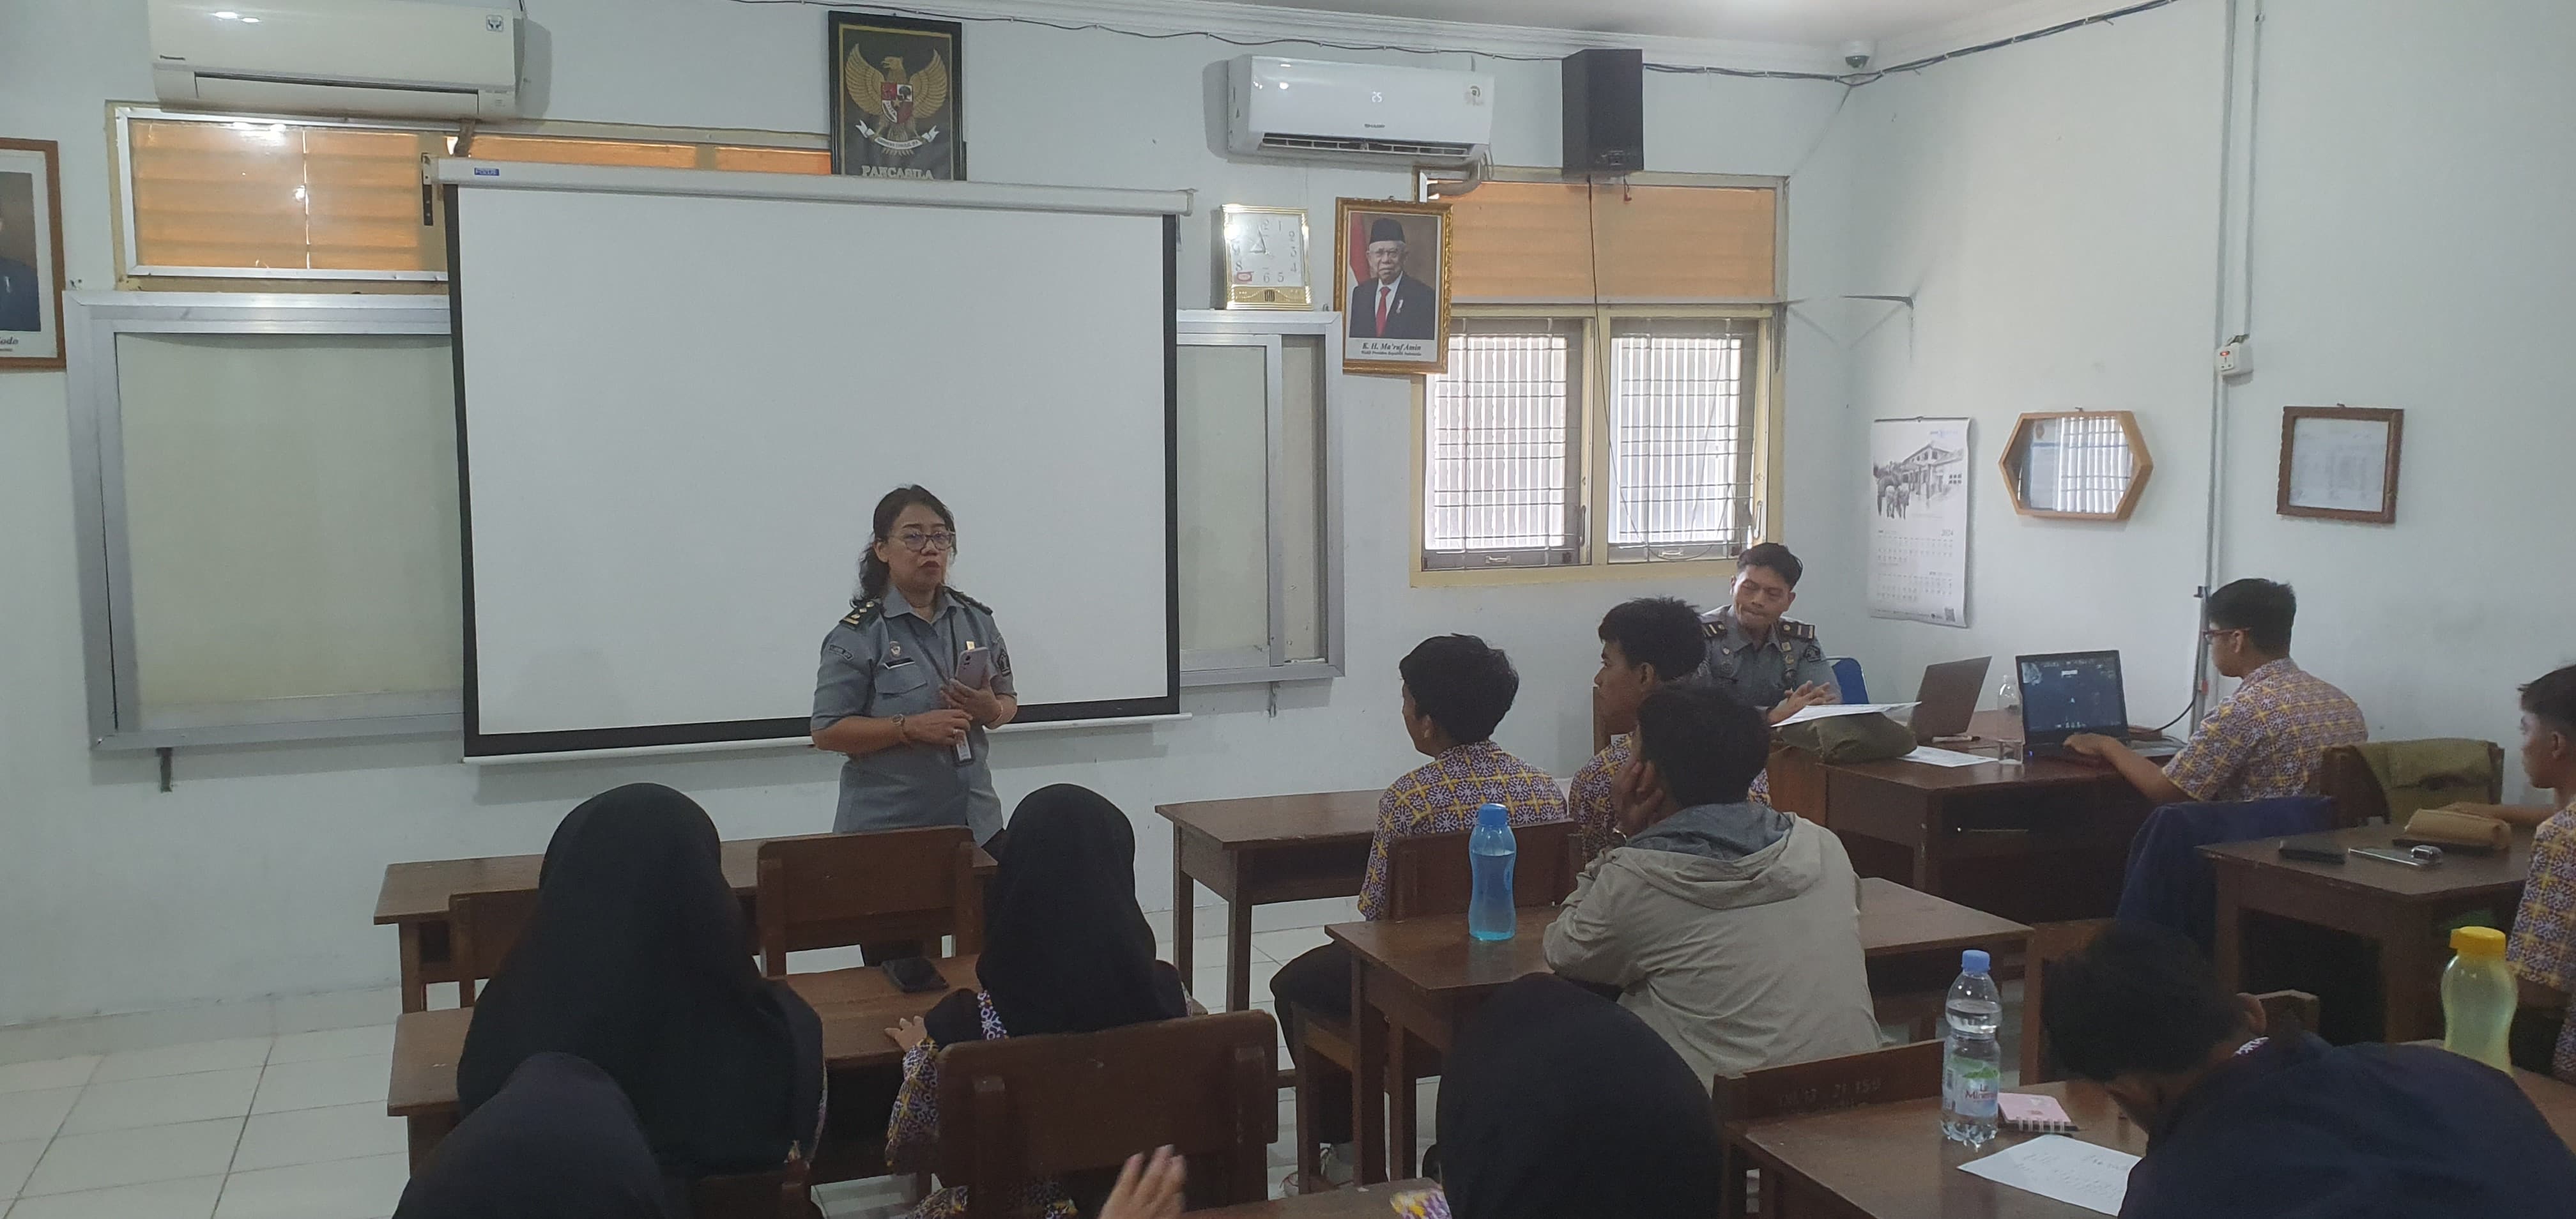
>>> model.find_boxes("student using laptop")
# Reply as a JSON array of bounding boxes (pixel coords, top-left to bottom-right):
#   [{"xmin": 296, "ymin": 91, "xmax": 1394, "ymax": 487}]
[
  {"xmin": 1573, "ymin": 597, "xmax": 1706, "ymax": 861},
  {"xmin": 1701, "ymin": 542, "xmax": 1839, "ymax": 724},
  {"xmin": 2066, "ymin": 579, "xmax": 2365, "ymax": 804}
]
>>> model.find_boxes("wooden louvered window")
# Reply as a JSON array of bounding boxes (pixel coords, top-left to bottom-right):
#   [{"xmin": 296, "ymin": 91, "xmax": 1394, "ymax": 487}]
[{"xmin": 1439, "ymin": 178, "xmax": 1779, "ymax": 303}]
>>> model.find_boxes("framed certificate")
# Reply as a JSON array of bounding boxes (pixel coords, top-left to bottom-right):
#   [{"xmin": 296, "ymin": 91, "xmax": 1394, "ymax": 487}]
[
  {"xmin": 2278, "ymin": 406, "xmax": 2402, "ymax": 525},
  {"xmin": 1219, "ymin": 204, "xmax": 1311, "ymax": 310}
]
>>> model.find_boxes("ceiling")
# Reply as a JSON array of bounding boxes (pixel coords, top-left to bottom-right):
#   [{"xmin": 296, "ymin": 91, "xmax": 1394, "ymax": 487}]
[{"xmin": 1215, "ymin": 0, "xmax": 2039, "ymax": 47}]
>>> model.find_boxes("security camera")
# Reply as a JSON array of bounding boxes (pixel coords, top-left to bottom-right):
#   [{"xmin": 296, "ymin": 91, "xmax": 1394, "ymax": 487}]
[{"xmin": 1841, "ymin": 40, "xmax": 1876, "ymax": 70}]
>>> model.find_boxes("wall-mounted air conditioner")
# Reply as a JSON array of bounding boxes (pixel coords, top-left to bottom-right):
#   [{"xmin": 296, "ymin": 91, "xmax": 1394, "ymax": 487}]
[
  {"xmin": 148, "ymin": 0, "xmax": 522, "ymax": 120},
  {"xmin": 1227, "ymin": 56, "xmax": 1494, "ymax": 165}
]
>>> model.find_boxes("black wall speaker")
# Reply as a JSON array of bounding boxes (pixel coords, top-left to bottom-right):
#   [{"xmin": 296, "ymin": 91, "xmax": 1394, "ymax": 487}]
[{"xmin": 1563, "ymin": 48, "xmax": 1644, "ymax": 176}]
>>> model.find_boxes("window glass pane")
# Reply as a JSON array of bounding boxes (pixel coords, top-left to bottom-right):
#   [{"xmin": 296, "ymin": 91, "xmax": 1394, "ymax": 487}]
[
  {"xmin": 468, "ymin": 135, "xmax": 701, "ymax": 169},
  {"xmin": 1607, "ymin": 319, "xmax": 1753, "ymax": 556},
  {"xmin": 1423, "ymin": 322, "xmax": 1579, "ymax": 563},
  {"xmin": 2020, "ymin": 415, "xmax": 2135, "ymax": 514},
  {"xmin": 1176, "ymin": 342, "xmax": 1272, "ymax": 663},
  {"xmin": 713, "ymin": 146, "xmax": 833, "ymax": 174},
  {"xmin": 129, "ymin": 118, "xmax": 445, "ymax": 273},
  {"xmin": 1278, "ymin": 335, "xmax": 1327, "ymax": 662}
]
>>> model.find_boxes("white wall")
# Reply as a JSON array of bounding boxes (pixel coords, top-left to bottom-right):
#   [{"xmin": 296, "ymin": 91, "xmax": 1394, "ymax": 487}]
[{"xmin": 0, "ymin": 0, "xmax": 1850, "ymax": 1027}]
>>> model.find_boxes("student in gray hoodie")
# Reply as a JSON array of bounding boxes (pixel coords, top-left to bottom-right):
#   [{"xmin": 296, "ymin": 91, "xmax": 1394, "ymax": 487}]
[{"xmin": 1544, "ymin": 683, "xmax": 1880, "ymax": 1089}]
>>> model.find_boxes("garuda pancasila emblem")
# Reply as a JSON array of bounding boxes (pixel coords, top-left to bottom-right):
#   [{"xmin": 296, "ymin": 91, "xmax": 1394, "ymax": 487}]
[{"xmin": 844, "ymin": 49, "xmax": 950, "ymax": 154}]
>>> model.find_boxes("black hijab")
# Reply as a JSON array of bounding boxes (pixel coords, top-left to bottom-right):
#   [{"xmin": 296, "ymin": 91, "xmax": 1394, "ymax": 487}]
[
  {"xmin": 395, "ymin": 1052, "xmax": 684, "ymax": 1219},
  {"xmin": 1436, "ymin": 974, "xmax": 1724, "ymax": 1219},
  {"xmin": 457, "ymin": 783, "xmax": 817, "ymax": 1178},
  {"xmin": 959, "ymin": 785, "xmax": 1185, "ymax": 1039}
]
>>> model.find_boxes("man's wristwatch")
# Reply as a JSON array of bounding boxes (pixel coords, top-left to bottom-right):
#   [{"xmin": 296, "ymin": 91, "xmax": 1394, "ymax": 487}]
[{"xmin": 892, "ymin": 714, "xmax": 907, "ymax": 743}]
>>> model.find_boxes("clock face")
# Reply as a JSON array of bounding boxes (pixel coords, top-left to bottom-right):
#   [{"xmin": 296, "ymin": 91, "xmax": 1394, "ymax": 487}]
[{"xmin": 1227, "ymin": 211, "xmax": 1307, "ymax": 288}]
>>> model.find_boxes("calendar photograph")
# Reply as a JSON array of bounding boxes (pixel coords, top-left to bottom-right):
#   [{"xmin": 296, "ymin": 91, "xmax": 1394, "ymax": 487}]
[{"xmin": 1869, "ymin": 418, "xmax": 1970, "ymax": 627}]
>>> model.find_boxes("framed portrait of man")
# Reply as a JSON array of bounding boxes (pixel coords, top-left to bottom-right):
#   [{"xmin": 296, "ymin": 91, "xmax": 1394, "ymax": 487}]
[
  {"xmin": 829, "ymin": 13, "xmax": 965, "ymax": 181},
  {"xmin": 1333, "ymin": 198, "xmax": 1452, "ymax": 376},
  {"xmin": 0, "ymin": 138, "xmax": 66, "ymax": 371}
]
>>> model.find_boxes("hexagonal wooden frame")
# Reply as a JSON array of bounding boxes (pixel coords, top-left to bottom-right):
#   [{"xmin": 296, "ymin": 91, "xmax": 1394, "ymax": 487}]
[{"xmin": 1998, "ymin": 410, "xmax": 2152, "ymax": 522}]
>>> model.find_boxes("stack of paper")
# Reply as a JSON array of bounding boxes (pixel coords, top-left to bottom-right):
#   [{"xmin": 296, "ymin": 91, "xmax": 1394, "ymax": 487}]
[
  {"xmin": 1776, "ymin": 702, "xmax": 1919, "ymax": 727},
  {"xmin": 1958, "ymin": 1135, "xmax": 2138, "ymax": 1216}
]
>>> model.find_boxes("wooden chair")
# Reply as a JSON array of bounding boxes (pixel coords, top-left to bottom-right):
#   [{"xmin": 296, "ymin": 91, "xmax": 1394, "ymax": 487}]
[
  {"xmin": 2317, "ymin": 742, "xmax": 2504, "ymax": 829},
  {"xmin": 1761, "ymin": 744, "xmax": 1831, "ymax": 825},
  {"xmin": 1713, "ymin": 1040, "xmax": 1943, "ymax": 1218},
  {"xmin": 447, "ymin": 888, "xmax": 542, "ymax": 1007},
  {"xmin": 931, "ymin": 1011, "xmax": 1277, "ymax": 1219},
  {"xmin": 1291, "ymin": 820, "xmax": 1578, "ymax": 1187},
  {"xmin": 756, "ymin": 827, "xmax": 983, "ymax": 977}
]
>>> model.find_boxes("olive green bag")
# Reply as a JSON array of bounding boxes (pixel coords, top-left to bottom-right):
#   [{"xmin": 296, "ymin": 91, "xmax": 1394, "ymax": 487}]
[{"xmin": 1773, "ymin": 712, "xmax": 1915, "ymax": 764}]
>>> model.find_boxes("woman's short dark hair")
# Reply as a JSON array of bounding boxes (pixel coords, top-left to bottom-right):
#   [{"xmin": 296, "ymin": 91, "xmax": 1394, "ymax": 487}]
[
  {"xmin": 2043, "ymin": 923, "xmax": 2246, "ymax": 1082},
  {"xmin": 856, "ymin": 485, "xmax": 954, "ymax": 604},
  {"xmin": 1598, "ymin": 597, "xmax": 1706, "ymax": 684},
  {"xmin": 1399, "ymin": 635, "xmax": 1519, "ymax": 746},
  {"xmin": 1634, "ymin": 684, "xmax": 1770, "ymax": 806},
  {"xmin": 2524, "ymin": 665, "xmax": 2576, "ymax": 736},
  {"xmin": 2205, "ymin": 578, "xmax": 2297, "ymax": 654}
]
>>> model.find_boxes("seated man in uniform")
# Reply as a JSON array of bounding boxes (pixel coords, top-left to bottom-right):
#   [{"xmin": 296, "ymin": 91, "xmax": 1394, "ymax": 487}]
[
  {"xmin": 1702, "ymin": 542, "xmax": 1837, "ymax": 726},
  {"xmin": 1268, "ymin": 633, "xmax": 1565, "ymax": 1185},
  {"xmin": 2067, "ymin": 578, "xmax": 2366, "ymax": 804},
  {"xmin": 2045, "ymin": 923, "xmax": 2576, "ymax": 1219},
  {"xmin": 1572, "ymin": 596, "xmax": 1705, "ymax": 861}
]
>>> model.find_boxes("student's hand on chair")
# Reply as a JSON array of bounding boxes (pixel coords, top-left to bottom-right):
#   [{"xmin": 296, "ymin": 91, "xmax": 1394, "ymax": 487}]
[
  {"xmin": 1099, "ymin": 1146, "xmax": 1186, "ymax": 1219},
  {"xmin": 886, "ymin": 1016, "xmax": 931, "ymax": 1052}
]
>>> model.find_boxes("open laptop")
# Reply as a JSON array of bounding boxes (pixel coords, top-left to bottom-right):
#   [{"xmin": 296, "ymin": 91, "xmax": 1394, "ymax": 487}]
[
  {"xmin": 2014, "ymin": 650, "xmax": 2184, "ymax": 760},
  {"xmin": 1910, "ymin": 656, "xmax": 1992, "ymax": 744}
]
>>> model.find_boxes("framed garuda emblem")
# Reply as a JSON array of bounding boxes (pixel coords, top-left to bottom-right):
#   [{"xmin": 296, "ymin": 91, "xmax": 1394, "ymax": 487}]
[{"xmin": 829, "ymin": 13, "xmax": 964, "ymax": 181}]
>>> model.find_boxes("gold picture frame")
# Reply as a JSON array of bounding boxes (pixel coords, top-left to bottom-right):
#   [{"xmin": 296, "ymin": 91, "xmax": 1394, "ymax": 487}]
[
  {"xmin": 0, "ymin": 137, "xmax": 68, "ymax": 371},
  {"xmin": 1333, "ymin": 197, "xmax": 1452, "ymax": 376},
  {"xmin": 1219, "ymin": 204, "xmax": 1312, "ymax": 310}
]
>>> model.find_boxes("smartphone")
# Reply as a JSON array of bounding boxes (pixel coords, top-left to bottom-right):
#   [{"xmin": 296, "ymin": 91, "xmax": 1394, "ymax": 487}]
[
  {"xmin": 2276, "ymin": 839, "xmax": 2345, "ymax": 864},
  {"xmin": 953, "ymin": 643, "xmax": 995, "ymax": 690},
  {"xmin": 2351, "ymin": 845, "xmax": 2444, "ymax": 870},
  {"xmin": 882, "ymin": 956, "xmax": 947, "ymax": 995}
]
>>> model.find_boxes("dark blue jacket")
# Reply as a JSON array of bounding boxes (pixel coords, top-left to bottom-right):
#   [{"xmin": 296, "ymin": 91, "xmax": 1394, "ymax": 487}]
[
  {"xmin": 2115, "ymin": 797, "xmax": 2334, "ymax": 951},
  {"xmin": 2122, "ymin": 1034, "xmax": 2576, "ymax": 1218}
]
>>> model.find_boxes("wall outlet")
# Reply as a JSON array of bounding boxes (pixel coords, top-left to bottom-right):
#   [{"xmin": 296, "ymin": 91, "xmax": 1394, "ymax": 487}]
[{"xmin": 2216, "ymin": 335, "xmax": 2251, "ymax": 378}]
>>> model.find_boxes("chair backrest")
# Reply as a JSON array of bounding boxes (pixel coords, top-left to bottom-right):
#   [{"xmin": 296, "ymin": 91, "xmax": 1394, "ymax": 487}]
[
  {"xmin": 448, "ymin": 887, "xmax": 542, "ymax": 1007},
  {"xmin": 1828, "ymin": 657, "xmax": 1868, "ymax": 705},
  {"xmin": 2018, "ymin": 917, "xmax": 2113, "ymax": 1085},
  {"xmin": 756, "ymin": 827, "xmax": 981, "ymax": 976},
  {"xmin": 1385, "ymin": 820, "xmax": 1579, "ymax": 920},
  {"xmin": 1761, "ymin": 742, "xmax": 1829, "ymax": 822},
  {"xmin": 1712, "ymin": 1039, "xmax": 1943, "ymax": 1126},
  {"xmin": 2113, "ymin": 797, "xmax": 2336, "ymax": 952},
  {"xmin": 933, "ymin": 1011, "xmax": 1278, "ymax": 1219},
  {"xmin": 2318, "ymin": 742, "xmax": 2505, "ymax": 829}
]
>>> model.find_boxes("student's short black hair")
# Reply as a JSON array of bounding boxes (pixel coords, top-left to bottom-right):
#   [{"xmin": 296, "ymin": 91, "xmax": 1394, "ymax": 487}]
[
  {"xmin": 2524, "ymin": 666, "xmax": 2576, "ymax": 737},
  {"xmin": 1737, "ymin": 542, "xmax": 1804, "ymax": 588},
  {"xmin": 1399, "ymin": 634, "xmax": 1519, "ymax": 745},
  {"xmin": 2043, "ymin": 924, "xmax": 2247, "ymax": 1082},
  {"xmin": 1597, "ymin": 597, "xmax": 1706, "ymax": 684},
  {"xmin": 1634, "ymin": 684, "xmax": 1771, "ymax": 807},
  {"xmin": 2205, "ymin": 578, "xmax": 2297, "ymax": 654}
]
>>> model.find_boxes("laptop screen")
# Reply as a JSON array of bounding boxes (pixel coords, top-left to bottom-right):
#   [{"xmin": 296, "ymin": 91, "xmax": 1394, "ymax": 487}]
[{"xmin": 2017, "ymin": 651, "xmax": 2128, "ymax": 744}]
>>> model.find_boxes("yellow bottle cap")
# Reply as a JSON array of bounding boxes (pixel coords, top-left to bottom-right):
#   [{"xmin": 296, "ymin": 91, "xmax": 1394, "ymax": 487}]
[{"xmin": 2452, "ymin": 926, "xmax": 2506, "ymax": 957}]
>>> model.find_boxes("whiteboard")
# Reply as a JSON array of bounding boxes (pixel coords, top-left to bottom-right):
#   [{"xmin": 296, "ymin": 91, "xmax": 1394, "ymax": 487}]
[{"xmin": 446, "ymin": 167, "xmax": 1178, "ymax": 755}]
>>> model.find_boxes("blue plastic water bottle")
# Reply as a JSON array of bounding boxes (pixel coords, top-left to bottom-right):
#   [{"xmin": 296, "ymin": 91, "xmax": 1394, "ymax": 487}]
[{"xmin": 1468, "ymin": 803, "xmax": 1517, "ymax": 942}]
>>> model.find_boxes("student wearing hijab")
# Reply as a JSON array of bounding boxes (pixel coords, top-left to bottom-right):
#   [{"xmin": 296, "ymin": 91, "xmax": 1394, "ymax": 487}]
[
  {"xmin": 456, "ymin": 784, "xmax": 825, "ymax": 1181},
  {"xmin": 883, "ymin": 785, "xmax": 1188, "ymax": 1219},
  {"xmin": 1395, "ymin": 974, "xmax": 1723, "ymax": 1219},
  {"xmin": 395, "ymin": 1052, "xmax": 684, "ymax": 1219}
]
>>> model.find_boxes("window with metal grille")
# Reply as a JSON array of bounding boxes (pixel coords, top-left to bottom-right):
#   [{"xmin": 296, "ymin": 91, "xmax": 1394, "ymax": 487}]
[
  {"xmin": 1606, "ymin": 318, "xmax": 1755, "ymax": 562},
  {"xmin": 2021, "ymin": 413, "xmax": 2134, "ymax": 515},
  {"xmin": 1421, "ymin": 320, "xmax": 1584, "ymax": 569}
]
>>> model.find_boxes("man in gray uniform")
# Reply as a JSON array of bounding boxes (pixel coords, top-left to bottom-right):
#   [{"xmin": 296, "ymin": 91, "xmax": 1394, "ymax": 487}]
[
  {"xmin": 1703, "ymin": 542, "xmax": 1839, "ymax": 724},
  {"xmin": 810, "ymin": 588, "xmax": 1014, "ymax": 846}
]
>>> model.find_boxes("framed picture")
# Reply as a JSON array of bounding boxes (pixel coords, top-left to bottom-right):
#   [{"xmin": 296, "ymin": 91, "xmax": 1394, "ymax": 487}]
[
  {"xmin": 1333, "ymin": 198, "xmax": 1452, "ymax": 376},
  {"xmin": 2278, "ymin": 406, "xmax": 2402, "ymax": 525},
  {"xmin": 829, "ymin": 13, "xmax": 963, "ymax": 181},
  {"xmin": 0, "ymin": 138, "xmax": 67, "ymax": 371},
  {"xmin": 1220, "ymin": 204, "xmax": 1311, "ymax": 310}
]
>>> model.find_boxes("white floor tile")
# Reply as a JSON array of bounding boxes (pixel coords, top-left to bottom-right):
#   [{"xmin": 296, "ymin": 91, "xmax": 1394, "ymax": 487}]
[
  {"xmin": 210, "ymin": 1153, "xmax": 408, "ymax": 1219},
  {"xmin": 22, "ymin": 1118, "xmax": 243, "ymax": 1198},
  {"xmin": 250, "ymin": 1057, "xmax": 385, "ymax": 1116},
  {"xmin": 61, "ymin": 1070, "xmax": 259, "ymax": 1135},
  {"xmin": 0, "ymin": 1089, "xmax": 82, "ymax": 1144},
  {"xmin": 3, "ymin": 1175, "xmax": 223, "ymax": 1219},
  {"xmin": 231, "ymin": 1103, "xmax": 408, "ymax": 1173},
  {"xmin": 0, "ymin": 1059, "xmax": 96, "ymax": 1098},
  {"xmin": 264, "ymin": 1028, "xmax": 392, "ymax": 1067},
  {"xmin": 0, "ymin": 1138, "xmax": 46, "ymax": 1200},
  {"xmin": 92, "ymin": 1040, "xmax": 271, "ymax": 1085},
  {"xmin": 1253, "ymin": 927, "xmax": 1333, "ymax": 962}
]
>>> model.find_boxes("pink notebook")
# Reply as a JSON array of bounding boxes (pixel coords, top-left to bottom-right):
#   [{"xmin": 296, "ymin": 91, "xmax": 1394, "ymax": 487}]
[{"xmin": 1998, "ymin": 1092, "xmax": 2078, "ymax": 1134}]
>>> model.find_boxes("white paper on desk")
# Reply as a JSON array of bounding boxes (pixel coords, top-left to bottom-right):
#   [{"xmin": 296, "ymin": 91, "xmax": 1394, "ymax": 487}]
[
  {"xmin": 1777, "ymin": 702, "xmax": 1918, "ymax": 727},
  {"xmin": 1901, "ymin": 745, "xmax": 1994, "ymax": 768},
  {"xmin": 1958, "ymin": 1135, "xmax": 2137, "ymax": 1216}
]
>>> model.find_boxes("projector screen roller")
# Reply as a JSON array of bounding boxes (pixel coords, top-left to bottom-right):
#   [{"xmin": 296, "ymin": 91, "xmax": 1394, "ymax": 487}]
[{"xmin": 443, "ymin": 164, "xmax": 1180, "ymax": 756}]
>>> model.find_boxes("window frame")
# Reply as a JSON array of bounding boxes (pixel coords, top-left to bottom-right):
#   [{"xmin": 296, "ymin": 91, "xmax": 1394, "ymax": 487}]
[{"xmin": 1419, "ymin": 315, "xmax": 1589, "ymax": 571}]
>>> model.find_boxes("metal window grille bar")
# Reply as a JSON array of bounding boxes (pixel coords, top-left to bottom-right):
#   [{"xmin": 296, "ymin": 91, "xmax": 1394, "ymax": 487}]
[
  {"xmin": 1607, "ymin": 319, "xmax": 1752, "ymax": 560},
  {"xmin": 1422, "ymin": 326, "xmax": 1580, "ymax": 567}
]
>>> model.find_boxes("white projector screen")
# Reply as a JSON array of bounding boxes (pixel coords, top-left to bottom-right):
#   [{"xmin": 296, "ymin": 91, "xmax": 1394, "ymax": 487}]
[{"xmin": 443, "ymin": 164, "xmax": 1179, "ymax": 756}]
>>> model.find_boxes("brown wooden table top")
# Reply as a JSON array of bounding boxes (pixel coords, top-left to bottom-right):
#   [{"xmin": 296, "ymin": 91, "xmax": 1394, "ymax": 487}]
[
  {"xmin": 2203, "ymin": 824, "xmax": 2532, "ymax": 901},
  {"xmin": 1192, "ymin": 1180, "xmax": 1434, "ymax": 1218},
  {"xmin": 388, "ymin": 955, "xmax": 983, "ymax": 1116},
  {"xmin": 1154, "ymin": 790, "xmax": 1384, "ymax": 849},
  {"xmin": 376, "ymin": 834, "xmax": 992, "ymax": 925},
  {"xmin": 1855, "ymin": 877, "xmax": 2033, "ymax": 954}
]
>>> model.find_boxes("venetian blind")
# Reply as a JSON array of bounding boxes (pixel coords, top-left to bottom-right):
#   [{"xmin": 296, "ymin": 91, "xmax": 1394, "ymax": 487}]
[{"xmin": 1441, "ymin": 180, "xmax": 1778, "ymax": 303}]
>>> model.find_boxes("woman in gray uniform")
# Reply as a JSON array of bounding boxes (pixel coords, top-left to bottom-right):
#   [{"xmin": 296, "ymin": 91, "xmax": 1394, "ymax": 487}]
[{"xmin": 811, "ymin": 486, "xmax": 1016, "ymax": 848}]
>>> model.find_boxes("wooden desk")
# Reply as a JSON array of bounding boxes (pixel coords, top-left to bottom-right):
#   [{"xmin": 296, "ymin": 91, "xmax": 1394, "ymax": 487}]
[
  {"xmin": 1324, "ymin": 880, "xmax": 2032, "ymax": 1185},
  {"xmin": 1191, "ymin": 1180, "xmax": 1432, "ymax": 1218},
  {"xmin": 1158, "ymin": 791, "xmax": 1381, "ymax": 1013},
  {"xmin": 376, "ymin": 835, "xmax": 993, "ymax": 1011},
  {"xmin": 2205, "ymin": 825, "xmax": 2531, "ymax": 1043},
  {"xmin": 1770, "ymin": 711, "xmax": 2151, "ymax": 924}
]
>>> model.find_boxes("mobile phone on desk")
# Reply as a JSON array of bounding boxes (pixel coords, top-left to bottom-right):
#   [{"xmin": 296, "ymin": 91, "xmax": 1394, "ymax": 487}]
[
  {"xmin": 882, "ymin": 956, "xmax": 947, "ymax": 994},
  {"xmin": 2276, "ymin": 839, "xmax": 2345, "ymax": 864}
]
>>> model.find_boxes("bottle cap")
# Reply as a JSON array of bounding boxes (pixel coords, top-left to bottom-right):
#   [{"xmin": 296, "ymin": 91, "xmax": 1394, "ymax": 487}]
[
  {"xmin": 1961, "ymin": 949, "xmax": 1991, "ymax": 974},
  {"xmin": 1476, "ymin": 802, "xmax": 1509, "ymax": 830},
  {"xmin": 2451, "ymin": 926, "xmax": 2506, "ymax": 958}
]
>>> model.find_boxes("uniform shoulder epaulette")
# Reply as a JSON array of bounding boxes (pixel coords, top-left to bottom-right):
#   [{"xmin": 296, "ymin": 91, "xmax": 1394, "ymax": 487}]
[
  {"xmin": 841, "ymin": 599, "xmax": 882, "ymax": 628},
  {"xmin": 946, "ymin": 586, "xmax": 993, "ymax": 614},
  {"xmin": 1778, "ymin": 618, "xmax": 1816, "ymax": 641},
  {"xmin": 1702, "ymin": 618, "xmax": 1726, "ymax": 639}
]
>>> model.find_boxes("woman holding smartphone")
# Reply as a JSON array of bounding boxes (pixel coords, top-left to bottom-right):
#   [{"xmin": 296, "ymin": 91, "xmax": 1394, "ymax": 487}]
[{"xmin": 811, "ymin": 485, "xmax": 1017, "ymax": 850}]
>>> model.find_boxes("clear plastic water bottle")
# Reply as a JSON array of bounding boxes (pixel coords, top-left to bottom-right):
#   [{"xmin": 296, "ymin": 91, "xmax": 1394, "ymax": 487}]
[
  {"xmin": 1468, "ymin": 803, "xmax": 1517, "ymax": 942},
  {"xmin": 1941, "ymin": 949, "xmax": 2004, "ymax": 1146},
  {"xmin": 2442, "ymin": 926, "xmax": 2516, "ymax": 1071}
]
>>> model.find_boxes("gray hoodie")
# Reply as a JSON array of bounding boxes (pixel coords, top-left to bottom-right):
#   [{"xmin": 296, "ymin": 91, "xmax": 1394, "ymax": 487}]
[{"xmin": 1543, "ymin": 802, "xmax": 1880, "ymax": 1090}]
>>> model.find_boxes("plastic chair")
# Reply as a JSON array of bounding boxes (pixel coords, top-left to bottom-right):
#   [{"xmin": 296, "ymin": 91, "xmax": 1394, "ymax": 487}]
[{"xmin": 1828, "ymin": 657, "xmax": 1867, "ymax": 704}]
